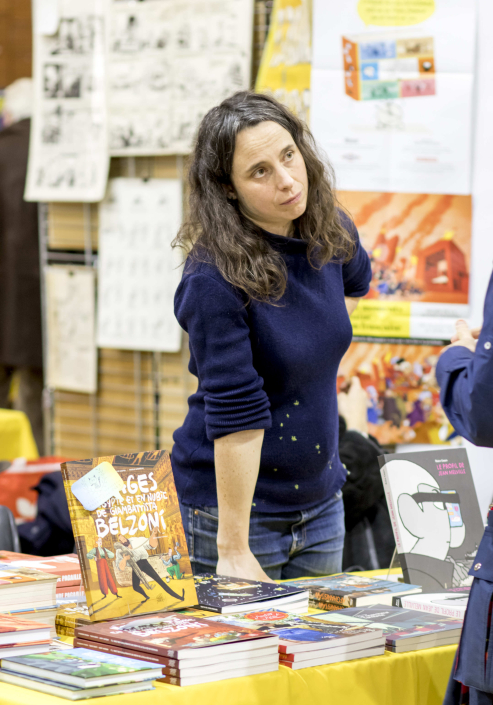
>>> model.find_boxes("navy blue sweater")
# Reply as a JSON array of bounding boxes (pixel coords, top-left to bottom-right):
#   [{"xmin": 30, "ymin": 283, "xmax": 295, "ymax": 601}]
[{"xmin": 171, "ymin": 217, "xmax": 372, "ymax": 512}]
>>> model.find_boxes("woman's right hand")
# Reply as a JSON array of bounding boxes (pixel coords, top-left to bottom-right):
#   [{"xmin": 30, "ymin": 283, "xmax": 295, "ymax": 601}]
[{"xmin": 217, "ymin": 549, "xmax": 274, "ymax": 583}]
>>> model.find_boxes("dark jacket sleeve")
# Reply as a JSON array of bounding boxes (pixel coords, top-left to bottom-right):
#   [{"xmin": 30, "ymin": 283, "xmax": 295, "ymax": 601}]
[
  {"xmin": 175, "ymin": 271, "xmax": 272, "ymax": 441},
  {"xmin": 340, "ymin": 215, "xmax": 372, "ymax": 298},
  {"xmin": 436, "ymin": 269, "xmax": 493, "ymax": 447}
]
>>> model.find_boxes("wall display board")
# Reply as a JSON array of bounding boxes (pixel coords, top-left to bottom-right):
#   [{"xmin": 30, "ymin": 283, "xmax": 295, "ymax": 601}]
[
  {"xmin": 46, "ymin": 265, "xmax": 97, "ymax": 394},
  {"xmin": 107, "ymin": 0, "xmax": 254, "ymax": 156},
  {"xmin": 255, "ymin": 0, "xmax": 312, "ymax": 123},
  {"xmin": 25, "ymin": 0, "xmax": 109, "ymax": 202},
  {"xmin": 311, "ymin": 0, "xmax": 475, "ymax": 196},
  {"xmin": 338, "ymin": 191, "xmax": 472, "ymax": 340},
  {"xmin": 97, "ymin": 178, "xmax": 183, "ymax": 353},
  {"xmin": 339, "ymin": 342, "xmax": 452, "ymax": 446}
]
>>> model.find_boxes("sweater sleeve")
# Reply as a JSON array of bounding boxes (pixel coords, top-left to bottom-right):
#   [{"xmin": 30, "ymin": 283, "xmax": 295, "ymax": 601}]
[
  {"xmin": 436, "ymin": 269, "xmax": 493, "ymax": 447},
  {"xmin": 341, "ymin": 217, "xmax": 372, "ymax": 298},
  {"xmin": 175, "ymin": 272, "xmax": 272, "ymax": 441}
]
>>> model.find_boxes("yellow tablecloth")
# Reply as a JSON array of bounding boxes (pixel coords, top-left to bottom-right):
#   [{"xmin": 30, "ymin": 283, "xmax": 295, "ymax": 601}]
[
  {"xmin": 0, "ymin": 643, "xmax": 455, "ymax": 704},
  {"xmin": 0, "ymin": 409, "xmax": 38, "ymax": 461}
]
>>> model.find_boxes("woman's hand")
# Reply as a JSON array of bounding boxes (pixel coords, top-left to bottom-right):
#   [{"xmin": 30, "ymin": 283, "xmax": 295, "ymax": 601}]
[
  {"xmin": 442, "ymin": 319, "xmax": 478, "ymax": 354},
  {"xmin": 217, "ymin": 549, "xmax": 274, "ymax": 583}
]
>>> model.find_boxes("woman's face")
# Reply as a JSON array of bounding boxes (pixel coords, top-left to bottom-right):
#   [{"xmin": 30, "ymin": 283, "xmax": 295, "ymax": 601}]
[{"xmin": 229, "ymin": 120, "xmax": 308, "ymax": 236}]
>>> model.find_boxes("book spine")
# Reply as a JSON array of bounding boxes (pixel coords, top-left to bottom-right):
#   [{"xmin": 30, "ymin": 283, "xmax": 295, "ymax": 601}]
[
  {"xmin": 380, "ymin": 463, "xmax": 403, "ymax": 553},
  {"xmin": 308, "ymin": 600, "xmax": 346, "ymax": 611},
  {"xmin": 278, "ymin": 653, "xmax": 295, "ymax": 662},
  {"xmin": 75, "ymin": 630, "xmax": 180, "ymax": 659},
  {"xmin": 310, "ymin": 591, "xmax": 352, "ymax": 607},
  {"xmin": 73, "ymin": 637, "xmax": 166, "ymax": 666}
]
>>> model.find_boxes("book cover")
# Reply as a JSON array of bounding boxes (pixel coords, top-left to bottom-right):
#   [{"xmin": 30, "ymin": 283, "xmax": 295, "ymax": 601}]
[
  {"xmin": 393, "ymin": 587, "xmax": 470, "ymax": 619},
  {"xmin": 313, "ymin": 604, "xmax": 463, "ymax": 645},
  {"xmin": 379, "ymin": 448, "xmax": 484, "ymax": 591},
  {"xmin": 0, "ymin": 565, "xmax": 58, "ymax": 588},
  {"xmin": 55, "ymin": 605, "xmax": 92, "ymax": 631},
  {"xmin": 0, "ymin": 615, "xmax": 51, "ymax": 639},
  {"xmin": 0, "ymin": 671, "xmax": 155, "ymax": 700},
  {"xmin": 206, "ymin": 610, "xmax": 383, "ymax": 652},
  {"xmin": 75, "ymin": 612, "xmax": 274, "ymax": 659},
  {"xmin": 194, "ymin": 574, "xmax": 307, "ymax": 613},
  {"xmin": 1, "ymin": 648, "xmax": 161, "ymax": 684},
  {"xmin": 60, "ymin": 450, "xmax": 197, "ymax": 620},
  {"xmin": 283, "ymin": 574, "xmax": 421, "ymax": 607},
  {"xmin": 0, "ymin": 552, "xmax": 81, "ymax": 586}
]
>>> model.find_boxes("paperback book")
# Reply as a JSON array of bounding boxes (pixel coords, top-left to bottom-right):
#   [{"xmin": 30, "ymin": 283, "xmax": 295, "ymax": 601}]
[
  {"xmin": 0, "ymin": 614, "xmax": 51, "ymax": 645},
  {"xmin": 194, "ymin": 574, "xmax": 309, "ymax": 614},
  {"xmin": 75, "ymin": 612, "xmax": 278, "ymax": 659},
  {"xmin": 0, "ymin": 565, "xmax": 57, "ymax": 611},
  {"xmin": 0, "ymin": 671, "xmax": 154, "ymax": 701},
  {"xmin": 393, "ymin": 586, "xmax": 470, "ymax": 619},
  {"xmin": 0, "ymin": 647, "xmax": 162, "ymax": 688},
  {"xmin": 61, "ymin": 450, "xmax": 197, "ymax": 620},
  {"xmin": 283, "ymin": 573, "xmax": 421, "ymax": 607},
  {"xmin": 379, "ymin": 448, "xmax": 484, "ymax": 591},
  {"xmin": 207, "ymin": 610, "xmax": 384, "ymax": 653},
  {"xmin": 313, "ymin": 604, "xmax": 463, "ymax": 652},
  {"xmin": 0, "ymin": 552, "xmax": 81, "ymax": 587}
]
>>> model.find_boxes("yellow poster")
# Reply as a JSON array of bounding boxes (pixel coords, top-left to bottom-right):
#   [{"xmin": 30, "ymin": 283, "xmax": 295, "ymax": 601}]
[{"xmin": 256, "ymin": 0, "xmax": 312, "ymax": 122}]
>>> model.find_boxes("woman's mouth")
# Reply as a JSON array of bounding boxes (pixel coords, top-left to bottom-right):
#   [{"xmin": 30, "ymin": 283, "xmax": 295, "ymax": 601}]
[{"xmin": 281, "ymin": 191, "xmax": 302, "ymax": 206}]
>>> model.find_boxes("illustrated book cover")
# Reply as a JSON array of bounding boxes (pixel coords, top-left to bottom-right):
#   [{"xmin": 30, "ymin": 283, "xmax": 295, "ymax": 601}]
[
  {"xmin": 194, "ymin": 574, "xmax": 308, "ymax": 613},
  {"xmin": 313, "ymin": 604, "xmax": 463, "ymax": 648},
  {"xmin": 0, "ymin": 552, "xmax": 81, "ymax": 586},
  {"xmin": 379, "ymin": 448, "xmax": 484, "ymax": 591},
  {"xmin": 74, "ymin": 612, "xmax": 277, "ymax": 659},
  {"xmin": 206, "ymin": 610, "xmax": 384, "ymax": 653},
  {"xmin": 61, "ymin": 450, "xmax": 197, "ymax": 620},
  {"xmin": 283, "ymin": 573, "xmax": 421, "ymax": 607},
  {"xmin": 393, "ymin": 586, "xmax": 470, "ymax": 619},
  {"xmin": 0, "ymin": 647, "xmax": 162, "ymax": 686}
]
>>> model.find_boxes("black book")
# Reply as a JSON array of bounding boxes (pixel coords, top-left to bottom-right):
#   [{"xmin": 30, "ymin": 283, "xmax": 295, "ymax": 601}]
[{"xmin": 379, "ymin": 448, "xmax": 484, "ymax": 592}]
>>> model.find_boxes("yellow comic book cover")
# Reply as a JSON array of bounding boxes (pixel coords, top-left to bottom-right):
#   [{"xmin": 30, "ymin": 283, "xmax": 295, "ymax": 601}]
[{"xmin": 61, "ymin": 450, "xmax": 197, "ymax": 621}]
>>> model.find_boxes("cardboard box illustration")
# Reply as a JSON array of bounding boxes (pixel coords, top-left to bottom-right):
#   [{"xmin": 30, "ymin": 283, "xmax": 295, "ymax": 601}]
[{"xmin": 342, "ymin": 32, "xmax": 435, "ymax": 101}]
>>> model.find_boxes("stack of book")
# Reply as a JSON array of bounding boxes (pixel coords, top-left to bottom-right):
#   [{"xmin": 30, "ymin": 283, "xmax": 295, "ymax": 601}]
[
  {"xmin": 283, "ymin": 573, "xmax": 421, "ymax": 610},
  {"xmin": 0, "ymin": 551, "xmax": 84, "ymax": 606},
  {"xmin": 73, "ymin": 612, "xmax": 279, "ymax": 686},
  {"xmin": 0, "ymin": 565, "xmax": 58, "ymax": 635},
  {"xmin": 0, "ymin": 647, "xmax": 161, "ymax": 700},
  {"xmin": 0, "ymin": 615, "xmax": 52, "ymax": 659},
  {"xmin": 313, "ymin": 604, "xmax": 463, "ymax": 652},
  {"xmin": 194, "ymin": 574, "xmax": 309, "ymax": 614},
  {"xmin": 55, "ymin": 605, "xmax": 92, "ymax": 639},
  {"xmin": 207, "ymin": 610, "xmax": 385, "ymax": 669},
  {"xmin": 392, "ymin": 586, "xmax": 470, "ymax": 619}
]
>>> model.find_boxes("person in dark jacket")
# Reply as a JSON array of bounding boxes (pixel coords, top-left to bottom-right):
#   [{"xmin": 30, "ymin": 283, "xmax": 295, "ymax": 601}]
[
  {"xmin": 436, "ymin": 270, "xmax": 493, "ymax": 704},
  {"xmin": 0, "ymin": 78, "xmax": 44, "ymax": 455}
]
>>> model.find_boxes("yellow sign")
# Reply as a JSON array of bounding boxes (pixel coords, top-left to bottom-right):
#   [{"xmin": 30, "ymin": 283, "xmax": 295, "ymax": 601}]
[
  {"xmin": 357, "ymin": 0, "xmax": 435, "ymax": 27},
  {"xmin": 351, "ymin": 300, "xmax": 411, "ymax": 338}
]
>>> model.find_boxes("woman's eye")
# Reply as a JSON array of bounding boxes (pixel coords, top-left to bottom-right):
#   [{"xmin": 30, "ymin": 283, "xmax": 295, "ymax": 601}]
[
  {"xmin": 254, "ymin": 168, "xmax": 265, "ymax": 178},
  {"xmin": 285, "ymin": 151, "xmax": 294, "ymax": 160}
]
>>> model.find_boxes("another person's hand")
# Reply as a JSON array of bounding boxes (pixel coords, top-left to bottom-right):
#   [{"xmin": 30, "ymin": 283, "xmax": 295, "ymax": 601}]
[
  {"xmin": 217, "ymin": 549, "xmax": 274, "ymax": 583},
  {"xmin": 443, "ymin": 320, "xmax": 478, "ymax": 354},
  {"xmin": 337, "ymin": 376, "xmax": 368, "ymax": 434}
]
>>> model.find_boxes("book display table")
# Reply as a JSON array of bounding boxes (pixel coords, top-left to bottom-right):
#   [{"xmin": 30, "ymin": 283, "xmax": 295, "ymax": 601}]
[
  {"xmin": 0, "ymin": 641, "xmax": 456, "ymax": 704},
  {"xmin": 0, "ymin": 409, "xmax": 38, "ymax": 461}
]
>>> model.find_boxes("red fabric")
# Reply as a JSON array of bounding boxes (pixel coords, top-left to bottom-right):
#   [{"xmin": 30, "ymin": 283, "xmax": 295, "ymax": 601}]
[{"xmin": 95, "ymin": 557, "xmax": 118, "ymax": 595}]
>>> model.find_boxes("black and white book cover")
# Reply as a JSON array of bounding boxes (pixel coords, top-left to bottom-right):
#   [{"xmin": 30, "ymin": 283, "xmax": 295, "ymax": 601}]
[
  {"xmin": 379, "ymin": 448, "xmax": 484, "ymax": 591},
  {"xmin": 194, "ymin": 574, "xmax": 307, "ymax": 613}
]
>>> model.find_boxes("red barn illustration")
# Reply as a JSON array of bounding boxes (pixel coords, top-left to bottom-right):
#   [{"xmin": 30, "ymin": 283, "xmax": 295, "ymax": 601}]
[{"xmin": 415, "ymin": 237, "xmax": 469, "ymax": 295}]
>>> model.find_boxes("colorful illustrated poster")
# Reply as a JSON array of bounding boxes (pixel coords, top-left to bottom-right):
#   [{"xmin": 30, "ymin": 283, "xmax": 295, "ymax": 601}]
[
  {"xmin": 107, "ymin": 0, "xmax": 253, "ymax": 156},
  {"xmin": 97, "ymin": 178, "xmax": 182, "ymax": 353},
  {"xmin": 45, "ymin": 265, "xmax": 97, "ymax": 394},
  {"xmin": 256, "ymin": 0, "xmax": 312, "ymax": 123},
  {"xmin": 25, "ymin": 0, "xmax": 109, "ymax": 202},
  {"xmin": 338, "ymin": 342, "xmax": 453, "ymax": 445},
  {"xmin": 338, "ymin": 191, "xmax": 472, "ymax": 340},
  {"xmin": 61, "ymin": 450, "xmax": 197, "ymax": 620},
  {"xmin": 311, "ymin": 0, "xmax": 475, "ymax": 194}
]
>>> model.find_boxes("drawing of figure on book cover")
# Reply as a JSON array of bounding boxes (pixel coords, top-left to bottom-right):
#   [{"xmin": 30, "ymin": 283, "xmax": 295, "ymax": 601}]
[
  {"xmin": 86, "ymin": 537, "xmax": 122, "ymax": 600},
  {"xmin": 388, "ymin": 460, "xmax": 477, "ymax": 589},
  {"xmin": 115, "ymin": 528, "xmax": 185, "ymax": 605},
  {"xmin": 161, "ymin": 542, "xmax": 185, "ymax": 582}
]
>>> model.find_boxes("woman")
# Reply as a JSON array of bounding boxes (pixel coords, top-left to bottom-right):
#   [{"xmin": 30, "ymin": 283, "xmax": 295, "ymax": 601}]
[{"xmin": 171, "ymin": 91, "xmax": 371, "ymax": 582}]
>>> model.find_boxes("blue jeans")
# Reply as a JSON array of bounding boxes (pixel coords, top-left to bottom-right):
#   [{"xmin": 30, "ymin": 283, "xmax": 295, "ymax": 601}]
[{"xmin": 179, "ymin": 491, "xmax": 345, "ymax": 580}]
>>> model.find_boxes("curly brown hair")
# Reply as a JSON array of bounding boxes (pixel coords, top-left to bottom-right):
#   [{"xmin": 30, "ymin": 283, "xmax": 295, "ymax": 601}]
[{"xmin": 173, "ymin": 91, "xmax": 354, "ymax": 302}]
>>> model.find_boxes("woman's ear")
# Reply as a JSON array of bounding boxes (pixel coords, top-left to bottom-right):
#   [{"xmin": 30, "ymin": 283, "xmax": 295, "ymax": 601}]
[{"xmin": 222, "ymin": 183, "xmax": 237, "ymax": 200}]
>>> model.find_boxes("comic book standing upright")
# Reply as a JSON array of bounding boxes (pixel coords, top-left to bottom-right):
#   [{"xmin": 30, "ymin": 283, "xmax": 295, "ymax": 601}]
[
  {"xmin": 379, "ymin": 448, "xmax": 484, "ymax": 592},
  {"xmin": 61, "ymin": 450, "xmax": 197, "ymax": 620}
]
